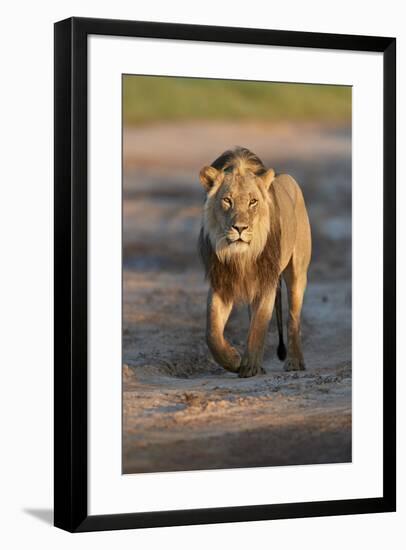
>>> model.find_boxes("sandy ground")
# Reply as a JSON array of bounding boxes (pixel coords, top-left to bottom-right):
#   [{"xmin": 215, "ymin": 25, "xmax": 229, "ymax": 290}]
[{"xmin": 122, "ymin": 121, "xmax": 352, "ymax": 473}]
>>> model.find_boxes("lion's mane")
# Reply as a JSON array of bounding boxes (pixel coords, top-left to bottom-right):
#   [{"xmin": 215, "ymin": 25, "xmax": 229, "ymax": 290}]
[{"xmin": 198, "ymin": 147, "xmax": 281, "ymax": 304}]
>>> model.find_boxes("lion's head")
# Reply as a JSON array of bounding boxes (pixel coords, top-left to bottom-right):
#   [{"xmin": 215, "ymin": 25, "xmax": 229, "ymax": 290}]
[{"xmin": 199, "ymin": 147, "xmax": 275, "ymax": 265}]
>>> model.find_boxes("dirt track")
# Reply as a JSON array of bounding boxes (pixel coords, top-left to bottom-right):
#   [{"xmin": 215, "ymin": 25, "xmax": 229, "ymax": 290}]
[{"xmin": 122, "ymin": 121, "xmax": 352, "ymax": 473}]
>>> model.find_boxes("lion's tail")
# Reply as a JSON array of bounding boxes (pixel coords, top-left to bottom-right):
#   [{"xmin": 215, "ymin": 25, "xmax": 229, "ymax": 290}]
[{"xmin": 276, "ymin": 277, "xmax": 287, "ymax": 361}]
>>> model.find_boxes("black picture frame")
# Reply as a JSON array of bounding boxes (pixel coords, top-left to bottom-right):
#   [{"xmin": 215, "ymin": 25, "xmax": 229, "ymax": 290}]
[{"xmin": 54, "ymin": 16, "xmax": 396, "ymax": 532}]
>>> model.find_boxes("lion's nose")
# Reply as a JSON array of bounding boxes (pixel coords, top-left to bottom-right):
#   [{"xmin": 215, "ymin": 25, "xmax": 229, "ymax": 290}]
[{"xmin": 232, "ymin": 224, "xmax": 248, "ymax": 235}]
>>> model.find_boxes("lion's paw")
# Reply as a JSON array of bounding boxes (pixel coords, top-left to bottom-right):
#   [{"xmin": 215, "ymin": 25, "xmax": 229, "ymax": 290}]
[
  {"xmin": 283, "ymin": 358, "xmax": 305, "ymax": 372},
  {"xmin": 239, "ymin": 356, "xmax": 265, "ymax": 378},
  {"xmin": 224, "ymin": 347, "xmax": 241, "ymax": 373}
]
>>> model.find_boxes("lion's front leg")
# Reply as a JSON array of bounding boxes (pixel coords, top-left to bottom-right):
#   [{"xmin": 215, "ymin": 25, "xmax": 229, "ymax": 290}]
[
  {"xmin": 206, "ymin": 289, "xmax": 240, "ymax": 373},
  {"xmin": 239, "ymin": 290, "xmax": 276, "ymax": 378}
]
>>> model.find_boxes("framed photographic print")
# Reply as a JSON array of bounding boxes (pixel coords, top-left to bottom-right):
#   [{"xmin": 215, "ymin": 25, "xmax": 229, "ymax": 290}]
[{"xmin": 54, "ymin": 17, "xmax": 396, "ymax": 532}]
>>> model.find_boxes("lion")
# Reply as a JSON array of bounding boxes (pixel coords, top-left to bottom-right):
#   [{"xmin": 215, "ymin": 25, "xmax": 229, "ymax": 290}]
[{"xmin": 198, "ymin": 147, "xmax": 311, "ymax": 377}]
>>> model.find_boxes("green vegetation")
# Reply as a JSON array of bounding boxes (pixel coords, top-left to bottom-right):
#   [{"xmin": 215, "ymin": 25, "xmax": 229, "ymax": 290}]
[{"xmin": 123, "ymin": 75, "xmax": 351, "ymax": 125}]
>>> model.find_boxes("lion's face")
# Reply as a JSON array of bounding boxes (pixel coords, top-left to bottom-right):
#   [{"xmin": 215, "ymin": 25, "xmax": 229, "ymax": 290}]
[{"xmin": 200, "ymin": 165, "xmax": 275, "ymax": 264}]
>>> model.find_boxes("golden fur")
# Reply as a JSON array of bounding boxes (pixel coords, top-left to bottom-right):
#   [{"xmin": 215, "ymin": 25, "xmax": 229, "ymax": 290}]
[{"xmin": 198, "ymin": 147, "xmax": 312, "ymax": 377}]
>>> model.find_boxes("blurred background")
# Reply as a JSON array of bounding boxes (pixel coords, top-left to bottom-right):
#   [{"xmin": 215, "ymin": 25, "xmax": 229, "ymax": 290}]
[
  {"xmin": 122, "ymin": 76, "xmax": 352, "ymax": 474},
  {"xmin": 123, "ymin": 76, "xmax": 351, "ymax": 124}
]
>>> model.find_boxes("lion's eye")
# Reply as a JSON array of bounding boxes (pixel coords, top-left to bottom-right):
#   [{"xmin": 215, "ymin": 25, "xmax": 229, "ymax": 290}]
[
  {"xmin": 222, "ymin": 197, "xmax": 232, "ymax": 206},
  {"xmin": 249, "ymin": 198, "xmax": 258, "ymax": 206}
]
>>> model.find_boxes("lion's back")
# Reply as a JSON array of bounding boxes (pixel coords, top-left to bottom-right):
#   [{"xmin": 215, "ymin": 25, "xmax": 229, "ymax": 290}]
[
  {"xmin": 273, "ymin": 173, "xmax": 311, "ymax": 271},
  {"xmin": 273, "ymin": 173, "xmax": 303, "ymax": 207}
]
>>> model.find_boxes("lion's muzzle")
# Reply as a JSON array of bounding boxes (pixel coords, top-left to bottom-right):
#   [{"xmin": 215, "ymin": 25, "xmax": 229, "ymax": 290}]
[{"xmin": 227, "ymin": 224, "xmax": 252, "ymax": 244}]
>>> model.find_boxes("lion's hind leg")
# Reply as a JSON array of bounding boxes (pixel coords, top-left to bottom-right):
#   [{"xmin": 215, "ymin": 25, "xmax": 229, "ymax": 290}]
[{"xmin": 282, "ymin": 259, "xmax": 307, "ymax": 372}]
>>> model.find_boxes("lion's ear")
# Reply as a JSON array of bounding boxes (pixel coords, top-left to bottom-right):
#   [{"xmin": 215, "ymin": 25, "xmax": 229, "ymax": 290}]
[
  {"xmin": 261, "ymin": 168, "xmax": 275, "ymax": 191},
  {"xmin": 199, "ymin": 166, "xmax": 219, "ymax": 191}
]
